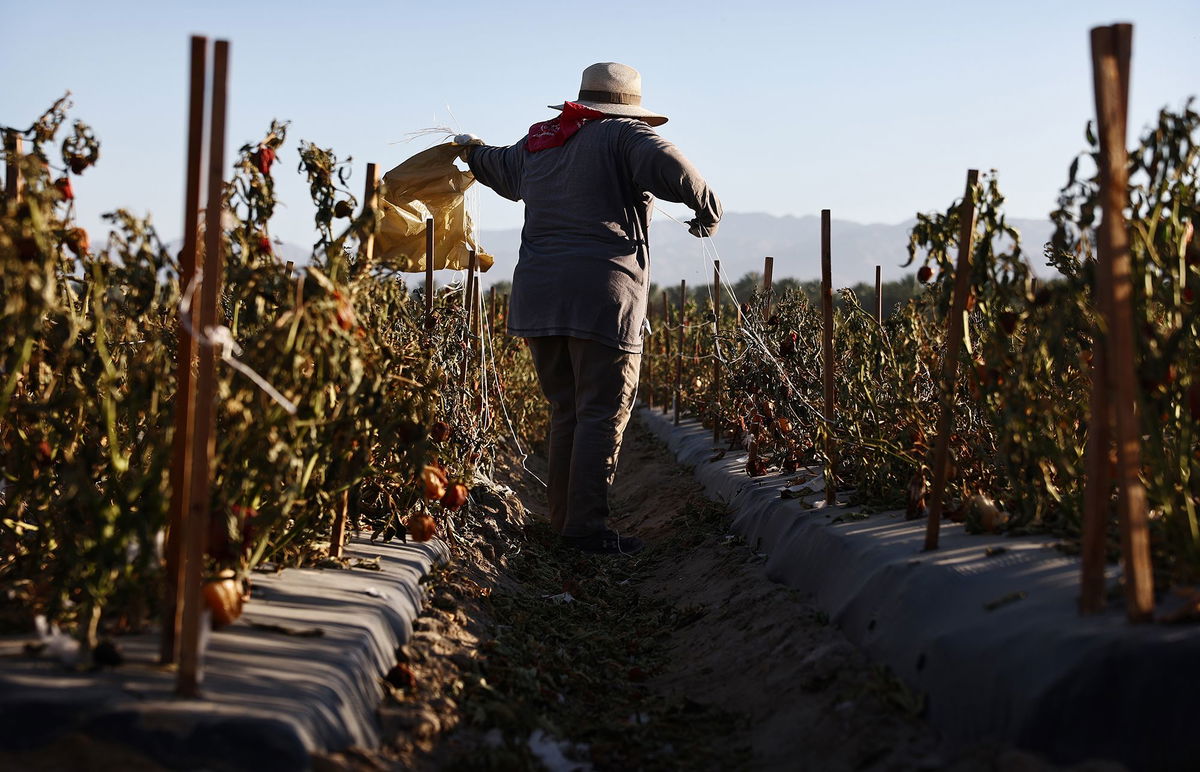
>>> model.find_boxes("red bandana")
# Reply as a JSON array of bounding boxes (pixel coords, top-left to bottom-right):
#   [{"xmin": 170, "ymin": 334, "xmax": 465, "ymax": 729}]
[{"xmin": 526, "ymin": 101, "xmax": 607, "ymax": 152}]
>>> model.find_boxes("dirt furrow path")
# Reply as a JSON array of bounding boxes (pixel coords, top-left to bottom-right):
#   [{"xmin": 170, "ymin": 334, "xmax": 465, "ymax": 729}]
[
  {"xmin": 334, "ymin": 420, "xmax": 1117, "ymax": 772},
  {"xmin": 597, "ymin": 421, "xmax": 1085, "ymax": 772}
]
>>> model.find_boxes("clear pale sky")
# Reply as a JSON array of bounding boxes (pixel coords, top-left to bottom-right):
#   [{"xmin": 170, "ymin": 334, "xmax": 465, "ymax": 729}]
[{"xmin": 3, "ymin": 0, "xmax": 1197, "ymax": 255}]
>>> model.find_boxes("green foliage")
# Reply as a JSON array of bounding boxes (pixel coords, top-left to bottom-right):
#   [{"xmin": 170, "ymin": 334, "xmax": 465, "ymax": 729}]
[
  {"xmin": 645, "ymin": 103, "xmax": 1200, "ymax": 585},
  {"xmin": 4, "ymin": 89, "xmax": 1197, "ymax": 653},
  {"xmin": 0, "ymin": 99, "xmax": 543, "ymax": 646},
  {"xmin": 1052, "ymin": 100, "xmax": 1200, "ymax": 580},
  {"xmin": 2, "ymin": 96, "xmax": 175, "ymax": 642}
]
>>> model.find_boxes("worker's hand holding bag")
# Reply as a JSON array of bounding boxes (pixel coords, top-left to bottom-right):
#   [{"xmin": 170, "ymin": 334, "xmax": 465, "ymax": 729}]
[{"xmin": 453, "ymin": 134, "xmax": 484, "ymax": 161}]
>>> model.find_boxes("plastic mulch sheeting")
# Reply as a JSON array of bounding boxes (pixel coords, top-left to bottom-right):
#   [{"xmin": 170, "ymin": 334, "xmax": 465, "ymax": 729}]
[{"xmin": 637, "ymin": 406, "xmax": 1200, "ymax": 772}]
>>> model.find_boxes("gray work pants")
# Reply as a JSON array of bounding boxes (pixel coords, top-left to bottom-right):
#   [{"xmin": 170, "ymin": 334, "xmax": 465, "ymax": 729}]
[{"xmin": 526, "ymin": 336, "xmax": 641, "ymax": 538}]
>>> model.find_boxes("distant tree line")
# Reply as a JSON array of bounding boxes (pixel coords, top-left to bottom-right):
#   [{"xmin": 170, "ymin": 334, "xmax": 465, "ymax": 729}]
[{"xmin": 648, "ymin": 271, "xmax": 923, "ymax": 319}]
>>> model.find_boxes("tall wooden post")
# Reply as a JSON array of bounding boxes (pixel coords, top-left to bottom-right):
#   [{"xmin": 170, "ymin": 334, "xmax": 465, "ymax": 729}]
[
  {"xmin": 356, "ymin": 162, "xmax": 380, "ymax": 276},
  {"xmin": 463, "ymin": 255, "xmax": 473, "ymax": 316},
  {"xmin": 3, "ymin": 131, "xmax": 22, "ymax": 204},
  {"xmin": 924, "ymin": 170, "xmax": 980, "ymax": 551},
  {"xmin": 460, "ymin": 249, "xmax": 478, "ymax": 394},
  {"xmin": 424, "ymin": 217, "xmax": 435, "ymax": 330},
  {"xmin": 162, "ymin": 34, "xmax": 208, "ymax": 666},
  {"xmin": 821, "ymin": 211, "xmax": 837, "ymax": 506},
  {"xmin": 328, "ymin": 162, "xmax": 380, "ymax": 561},
  {"xmin": 712, "ymin": 261, "xmax": 722, "ymax": 444},
  {"xmin": 646, "ymin": 297, "xmax": 655, "ymax": 410},
  {"xmin": 661, "ymin": 290, "xmax": 670, "ymax": 414},
  {"xmin": 466, "ymin": 249, "xmax": 478, "ymax": 333},
  {"xmin": 1091, "ymin": 23, "xmax": 1153, "ymax": 621},
  {"xmin": 674, "ymin": 280, "xmax": 685, "ymax": 426},
  {"xmin": 471, "ymin": 276, "xmax": 480, "ymax": 340},
  {"xmin": 875, "ymin": 265, "xmax": 883, "ymax": 323},
  {"xmin": 762, "ymin": 256, "xmax": 774, "ymax": 322},
  {"xmin": 328, "ymin": 492, "xmax": 350, "ymax": 560},
  {"xmin": 177, "ymin": 38, "xmax": 230, "ymax": 697}
]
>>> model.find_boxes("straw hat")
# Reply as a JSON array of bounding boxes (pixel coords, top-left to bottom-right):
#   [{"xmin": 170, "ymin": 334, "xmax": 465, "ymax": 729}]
[{"xmin": 549, "ymin": 62, "xmax": 668, "ymax": 127}]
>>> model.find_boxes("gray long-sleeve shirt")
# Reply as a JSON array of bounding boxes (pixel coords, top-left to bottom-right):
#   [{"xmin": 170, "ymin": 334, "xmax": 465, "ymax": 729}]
[{"xmin": 467, "ymin": 118, "xmax": 722, "ymax": 354}]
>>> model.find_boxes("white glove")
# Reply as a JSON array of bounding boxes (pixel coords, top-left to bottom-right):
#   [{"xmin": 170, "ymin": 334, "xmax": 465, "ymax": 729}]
[
  {"xmin": 453, "ymin": 133, "xmax": 484, "ymax": 146},
  {"xmin": 687, "ymin": 218, "xmax": 718, "ymax": 238}
]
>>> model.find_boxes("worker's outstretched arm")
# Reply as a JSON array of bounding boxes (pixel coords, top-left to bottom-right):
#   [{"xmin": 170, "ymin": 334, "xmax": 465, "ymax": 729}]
[
  {"xmin": 462, "ymin": 138, "xmax": 526, "ymax": 203},
  {"xmin": 619, "ymin": 122, "xmax": 722, "ymax": 238}
]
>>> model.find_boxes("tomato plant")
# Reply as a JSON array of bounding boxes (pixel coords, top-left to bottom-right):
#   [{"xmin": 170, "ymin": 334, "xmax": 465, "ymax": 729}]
[{"xmin": 0, "ymin": 99, "xmax": 545, "ymax": 649}]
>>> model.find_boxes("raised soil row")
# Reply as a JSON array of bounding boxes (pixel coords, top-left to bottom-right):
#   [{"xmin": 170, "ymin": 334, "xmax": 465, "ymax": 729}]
[
  {"xmin": 0, "ymin": 536, "xmax": 447, "ymax": 770},
  {"xmin": 637, "ymin": 406, "xmax": 1199, "ymax": 772}
]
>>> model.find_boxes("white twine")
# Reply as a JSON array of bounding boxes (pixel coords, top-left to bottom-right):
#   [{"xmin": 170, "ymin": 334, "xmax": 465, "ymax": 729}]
[
  {"xmin": 459, "ymin": 182, "xmax": 546, "ymax": 488},
  {"xmin": 179, "ymin": 270, "xmax": 298, "ymax": 415},
  {"xmin": 479, "ymin": 278, "xmax": 548, "ymax": 489},
  {"xmin": 652, "ymin": 205, "xmax": 834, "ymax": 429},
  {"xmin": 474, "ymin": 273, "xmax": 493, "ymax": 434}
]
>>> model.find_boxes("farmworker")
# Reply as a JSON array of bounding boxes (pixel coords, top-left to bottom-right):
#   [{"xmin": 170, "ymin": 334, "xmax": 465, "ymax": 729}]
[{"xmin": 455, "ymin": 62, "xmax": 721, "ymax": 555}]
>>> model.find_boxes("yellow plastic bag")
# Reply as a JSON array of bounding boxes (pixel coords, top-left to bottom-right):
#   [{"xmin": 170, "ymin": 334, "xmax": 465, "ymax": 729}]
[{"xmin": 375, "ymin": 142, "xmax": 494, "ymax": 272}]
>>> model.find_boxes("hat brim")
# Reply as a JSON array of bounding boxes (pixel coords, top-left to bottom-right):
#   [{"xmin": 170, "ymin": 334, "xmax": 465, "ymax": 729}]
[{"xmin": 548, "ymin": 102, "xmax": 668, "ymax": 127}]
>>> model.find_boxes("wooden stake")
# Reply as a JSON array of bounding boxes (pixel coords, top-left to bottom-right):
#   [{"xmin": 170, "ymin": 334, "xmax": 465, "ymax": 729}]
[
  {"xmin": 646, "ymin": 297, "xmax": 655, "ymax": 410},
  {"xmin": 875, "ymin": 265, "xmax": 883, "ymax": 323},
  {"xmin": 177, "ymin": 38, "xmax": 229, "ymax": 698},
  {"xmin": 713, "ymin": 261, "xmax": 722, "ymax": 444},
  {"xmin": 674, "ymin": 280, "xmax": 685, "ymax": 426},
  {"xmin": 762, "ymin": 256, "xmax": 774, "ymax": 322},
  {"xmin": 460, "ymin": 249, "xmax": 478, "ymax": 392},
  {"xmin": 328, "ymin": 162, "xmax": 381, "ymax": 562},
  {"xmin": 1091, "ymin": 23, "xmax": 1153, "ymax": 622},
  {"xmin": 821, "ymin": 211, "xmax": 837, "ymax": 506},
  {"xmin": 358, "ymin": 162, "xmax": 380, "ymax": 274},
  {"xmin": 3, "ymin": 130, "xmax": 22, "ymax": 204},
  {"xmin": 924, "ymin": 170, "xmax": 980, "ymax": 551},
  {"xmin": 329, "ymin": 491, "xmax": 349, "ymax": 560},
  {"xmin": 470, "ymin": 271, "xmax": 480, "ymax": 337},
  {"xmin": 424, "ymin": 217, "xmax": 435, "ymax": 329},
  {"xmin": 463, "ymin": 260, "xmax": 474, "ymax": 316},
  {"xmin": 1080, "ymin": 22, "xmax": 1124, "ymax": 609},
  {"xmin": 162, "ymin": 34, "xmax": 208, "ymax": 666},
  {"xmin": 488, "ymin": 286, "xmax": 497, "ymax": 331},
  {"xmin": 661, "ymin": 290, "xmax": 670, "ymax": 414}
]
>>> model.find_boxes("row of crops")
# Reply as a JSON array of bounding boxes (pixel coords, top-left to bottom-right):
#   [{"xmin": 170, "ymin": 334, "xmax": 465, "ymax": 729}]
[
  {"xmin": 0, "ymin": 96, "xmax": 544, "ymax": 654},
  {"xmin": 2, "ymin": 88, "xmax": 1196, "ymax": 661},
  {"xmin": 644, "ymin": 100, "xmax": 1199, "ymax": 595}
]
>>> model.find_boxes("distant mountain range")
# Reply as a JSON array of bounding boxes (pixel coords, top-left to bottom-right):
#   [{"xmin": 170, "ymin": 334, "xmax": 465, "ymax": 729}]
[
  {"xmin": 474, "ymin": 211, "xmax": 1056, "ymax": 289},
  {"xmin": 197, "ymin": 211, "xmax": 1055, "ymax": 290}
]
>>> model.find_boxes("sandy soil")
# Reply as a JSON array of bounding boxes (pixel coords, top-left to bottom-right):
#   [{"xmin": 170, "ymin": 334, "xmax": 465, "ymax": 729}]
[
  {"xmin": 316, "ymin": 417, "xmax": 1126, "ymax": 772},
  {"xmin": 608, "ymin": 421, "xmax": 1117, "ymax": 772}
]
